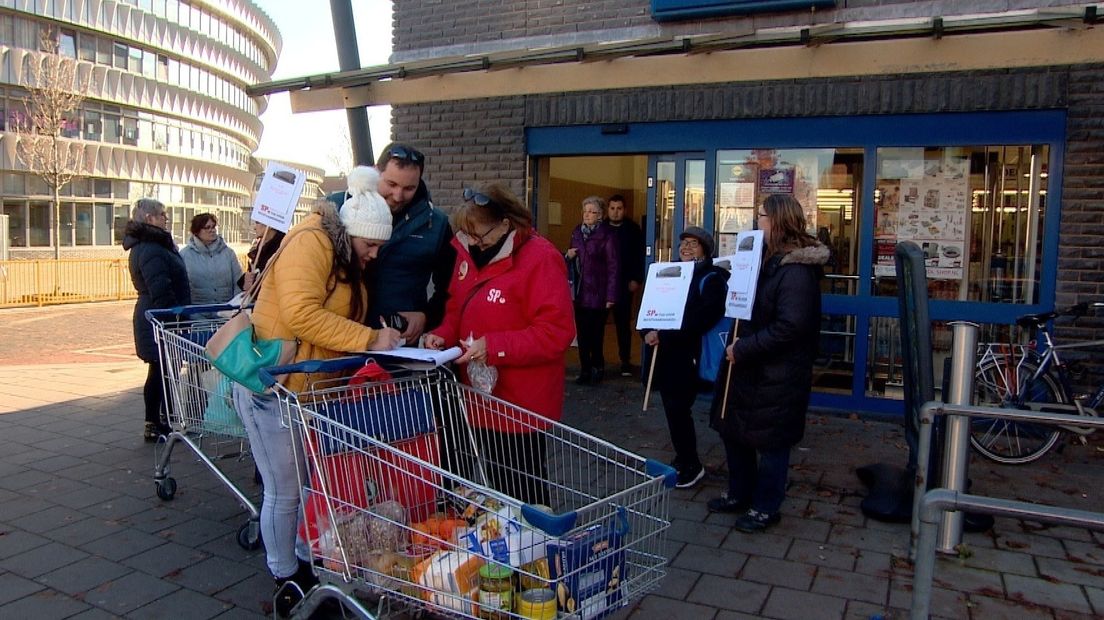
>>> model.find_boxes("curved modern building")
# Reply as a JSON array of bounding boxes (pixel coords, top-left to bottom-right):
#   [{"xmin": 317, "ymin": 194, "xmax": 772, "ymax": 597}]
[{"xmin": 0, "ymin": 0, "xmax": 280, "ymax": 257}]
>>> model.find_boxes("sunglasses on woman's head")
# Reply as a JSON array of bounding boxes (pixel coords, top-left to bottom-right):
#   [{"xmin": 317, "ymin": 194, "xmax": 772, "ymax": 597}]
[{"xmin": 463, "ymin": 188, "xmax": 493, "ymax": 207}]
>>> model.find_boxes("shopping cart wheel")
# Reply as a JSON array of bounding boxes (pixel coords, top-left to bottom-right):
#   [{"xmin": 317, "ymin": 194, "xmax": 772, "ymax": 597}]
[
  {"xmin": 155, "ymin": 477, "xmax": 177, "ymax": 501},
  {"xmin": 238, "ymin": 520, "xmax": 262, "ymax": 550}
]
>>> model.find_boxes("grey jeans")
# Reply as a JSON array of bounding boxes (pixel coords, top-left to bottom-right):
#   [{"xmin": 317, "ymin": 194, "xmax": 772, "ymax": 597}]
[{"xmin": 232, "ymin": 383, "xmax": 308, "ymax": 579}]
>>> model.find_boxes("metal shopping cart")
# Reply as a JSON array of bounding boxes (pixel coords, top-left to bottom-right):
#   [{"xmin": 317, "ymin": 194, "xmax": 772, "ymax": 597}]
[
  {"xmin": 146, "ymin": 305, "xmax": 261, "ymax": 550},
  {"xmin": 260, "ymin": 355, "xmax": 677, "ymax": 619}
]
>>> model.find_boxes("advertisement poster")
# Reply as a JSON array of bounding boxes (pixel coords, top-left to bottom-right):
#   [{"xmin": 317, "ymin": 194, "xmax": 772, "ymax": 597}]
[
  {"xmin": 636, "ymin": 262, "xmax": 695, "ymax": 331},
  {"xmin": 759, "ymin": 168, "xmax": 795, "ymax": 195},
  {"xmin": 874, "ymin": 156, "xmax": 969, "ymax": 279},
  {"xmin": 721, "ymin": 230, "xmax": 765, "ymax": 320},
  {"xmin": 251, "ymin": 161, "xmax": 306, "ymax": 233}
]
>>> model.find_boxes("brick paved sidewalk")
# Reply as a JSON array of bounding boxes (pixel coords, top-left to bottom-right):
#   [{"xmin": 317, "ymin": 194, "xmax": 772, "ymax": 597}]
[{"xmin": 0, "ymin": 358, "xmax": 1101, "ymax": 618}]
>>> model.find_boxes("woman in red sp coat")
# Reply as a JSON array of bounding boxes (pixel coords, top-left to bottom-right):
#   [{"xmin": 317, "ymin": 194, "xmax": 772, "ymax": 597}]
[{"xmin": 425, "ymin": 183, "xmax": 575, "ymax": 504}]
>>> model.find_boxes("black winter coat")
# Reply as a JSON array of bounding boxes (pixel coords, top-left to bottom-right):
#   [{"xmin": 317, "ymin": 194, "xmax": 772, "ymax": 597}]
[
  {"xmin": 710, "ymin": 243, "xmax": 829, "ymax": 449},
  {"xmin": 124, "ymin": 222, "xmax": 191, "ymax": 363}
]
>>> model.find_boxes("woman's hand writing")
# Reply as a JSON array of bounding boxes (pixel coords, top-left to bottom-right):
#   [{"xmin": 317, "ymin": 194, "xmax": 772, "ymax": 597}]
[{"xmin": 368, "ymin": 327, "xmax": 402, "ymax": 351}]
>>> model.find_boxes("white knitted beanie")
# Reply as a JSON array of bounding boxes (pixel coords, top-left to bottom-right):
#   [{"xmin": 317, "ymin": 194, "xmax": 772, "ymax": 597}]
[{"xmin": 339, "ymin": 166, "xmax": 392, "ymax": 241}]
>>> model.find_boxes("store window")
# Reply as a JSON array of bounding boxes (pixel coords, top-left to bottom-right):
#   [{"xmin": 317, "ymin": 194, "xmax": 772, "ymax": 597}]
[
  {"xmin": 715, "ymin": 148, "xmax": 863, "ymax": 293},
  {"xmin": 28, "ymin": 202, "xmax": 50, "ymax": 246},
  {"xmin": 872, "ymin": 145, "xmax": 1049, "ymax": 305},
  {"xmin": 3, "ymin": 203, "xmax": 26, "ymax": 247},
  {"xmin": 58, "ymin": 29, "xmax": 76, "ymax": 58},
  {"xmin": 95, "ymin": 204, "xmax": 112, "ymax": 245},
  {"xmin": 59, "ymin": 203, "xmax": 75, "ymax": 247},
  {"xmin": 75, "ymin": 204, "xmax": 93, "ymax": 245}
]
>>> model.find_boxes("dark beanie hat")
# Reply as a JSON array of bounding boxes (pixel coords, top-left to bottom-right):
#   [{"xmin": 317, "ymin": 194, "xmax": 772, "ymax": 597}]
[{"xmin": 679, "ymin": 226, "xmax": 715, "ymax": 257}]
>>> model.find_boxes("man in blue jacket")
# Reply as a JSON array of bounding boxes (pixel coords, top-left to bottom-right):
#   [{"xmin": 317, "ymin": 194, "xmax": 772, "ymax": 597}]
[{"xmin": 330, "ymin": 143, "xmax": 455, "ymax": 342}]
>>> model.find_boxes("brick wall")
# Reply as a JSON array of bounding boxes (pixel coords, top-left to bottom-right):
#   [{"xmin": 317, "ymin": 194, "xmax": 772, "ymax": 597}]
[{"xmin": 392, "ymin": 65, "xmax": 1104, "ymax": 384}]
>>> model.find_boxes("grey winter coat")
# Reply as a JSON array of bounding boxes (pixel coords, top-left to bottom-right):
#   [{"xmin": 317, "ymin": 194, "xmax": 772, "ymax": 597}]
[
  {"xmin": 124, "ymin": 222, "xmax": 191, "ymax": 363},
  {"xmin": 179, "ymin": 235, "xmax": 242, "ymax": 305},
  {"xmin": 710, "ymin": 243, "xmax": 829, "ymax": 449}
]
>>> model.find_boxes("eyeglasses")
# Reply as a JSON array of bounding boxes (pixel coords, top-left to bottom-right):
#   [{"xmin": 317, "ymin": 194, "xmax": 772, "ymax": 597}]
[
  {"xmin": 463, "ymin": 188, "xmax": 493, "ymax": 207},
  {"xmin": 679, "ymin": 238, "xmax": 701, "ymax": 248},
  {"xmin": 387, "ymin": 145, "xmax": 424, "ymax": 164},
  {"xmin": 466, "ymin": 220, "xmax": 505, "ymax": 245}
]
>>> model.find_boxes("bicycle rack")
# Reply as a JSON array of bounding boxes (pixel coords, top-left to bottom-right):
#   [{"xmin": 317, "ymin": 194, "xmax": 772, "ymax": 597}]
[{"xmin": 910, "ymin": 401, "xmax": 1104, "ymax": 619}]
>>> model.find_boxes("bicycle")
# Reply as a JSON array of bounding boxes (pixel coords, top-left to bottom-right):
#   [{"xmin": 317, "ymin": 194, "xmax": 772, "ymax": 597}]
[{"xmin": 970, "ymin": 301, "xmax": 1104, "ymax": 464}]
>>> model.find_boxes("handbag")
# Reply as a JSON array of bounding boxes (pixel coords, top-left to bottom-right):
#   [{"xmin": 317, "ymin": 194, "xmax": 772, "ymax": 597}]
[{"xmin": 204, "ymin": 230, "xmax": 299, "ymax": 393}]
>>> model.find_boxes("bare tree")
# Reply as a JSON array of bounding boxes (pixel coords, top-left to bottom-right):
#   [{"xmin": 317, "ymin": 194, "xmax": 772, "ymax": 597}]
[{"xmin": 14, "ymin": 29, "xmax": 87, "ymax": 261}]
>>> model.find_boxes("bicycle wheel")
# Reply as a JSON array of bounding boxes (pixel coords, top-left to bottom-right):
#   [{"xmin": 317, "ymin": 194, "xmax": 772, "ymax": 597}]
[{"xmin": 970, "ymin": 359, "xmax": 1064, "ymax": 464}]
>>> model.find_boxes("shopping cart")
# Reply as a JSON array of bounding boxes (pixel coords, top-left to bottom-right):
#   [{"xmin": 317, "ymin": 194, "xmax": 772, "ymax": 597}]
[
  {"xmin": 260, "ymin": 355, "xmax": 677, "ymax": 619},
  {"xmin": 146, "ymin": 305, "xmax": 261, "ymax": 550}
]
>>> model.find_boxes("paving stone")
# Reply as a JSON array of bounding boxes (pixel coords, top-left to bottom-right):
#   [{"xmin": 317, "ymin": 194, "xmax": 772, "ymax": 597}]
[
  {"xmin": 662, "ymin": 516, "xmax": 733, "ymax": 544},
  {"xmin": 649, "ymin": 565, "xmax": 699, "ymax": 600},
  {"xmin": 770, "ymin": 513, "xmax": 831, "ymax": 543},
  {"xmin": 720, "ymin": 529, "xmax": 791, "ymax": 559},
  {"xmin": 0, "ymin": 468, "xmax": 55, "ymax": 491},
  {"xmin": 786, "ymin": 538, "xmax": 858, "ymax": 571},
  {"xmin": 211, "ymin": 607, "xmax": 267, "ymax": 619},
  {"xmin": 78, "ymin": 527, "xmax": 168, "ymax": 561},
  {"xmin": 854, "ymin": 548, "xmax": 898, "ymax": 579},
  {"xmin": 37, "ymin": 556, "xmax": 133, "ymax": 596},
  {"xmin": 10, "ymin": 504, "xmax": 91, "ymax": 534},
  {"xmin": 888, "ymin": 580, "xmax": 970, "ymax": 618},
  {"xmin": 1086, "ymin": 585, "xmax": 1104, "ymax": 616},
  {"xmin": 1062, "ymin": 538, "xmax": 1104, "ymax": 564},
  {"xmin": 843, "ymin": 600, "xmax": 902, "ymax": 620},
  {"xmin": 670, "ymin": 543, "xmax": 747, "ymax": 578},
  {"xmin": 800, "ymin": 499, "xmax": 866, "ymax": 528},
  {"xmin": 967, "ymin": 593, "xmax": 1056, "ymax": 619},
  {"xmin": 812, "ymin": 566, "xmax": 889, "ymax": 605},
  {"xmin": 26, "ymin": 453, "xmax": 86, "ymax": 473},
  {"xmin": 124, "ymin": 504, "xmax": 197, "ymax": 533},
  {"xmin": 64, "ymin": 606, "xmax": 123, "ymax": 620},
  {"xmin": 155, "ymin": 516, "xmax": 235, "ymax": 547},
  {"xmin": 930, "ymin": 556, "xmax": 1005, "ymax": 595},
  {"xmin": 761, "ymin": 587, "xmax": 846, "ymax": 620},
  {"xmin": 992, "ymin": 528, "xmax": 1069, "ymax": 559},
  {"xmin": 0, "ymin": 570, "xmax": 45, "ymax": 605},
  {"xmin": 210, "ymin": 572, "xmax": 273, "ymax": 615},
  {"xmin": 45, "ymin": 516, "xmax": 127, "ymax": 547},
  {"xmin": 686, "ymin": 573, "xmax": 769, "ymax": 613},
  {"xmin": 827, "ymin": 523, "xmax": 910, "ymax": 557},
  {"xmin": 1004, "ymin": 573, "xmax": 1093, "ymax": 613},
  {"xmin": 123, "ymin": 541, "xmax": 209, "ymax": 578},
  {"xmin": 0, "ymin": 540, "xmax": 89, "ymax": 578},
  {"xmin": 1036, "ymin": 555, "xmax": 1104, "ymax": 588},
  {"xmin": 165, "ymin": 555, "xmax": 257, "ymax": 596},
  {"xmin": 629, "ymin": 594, "xmax": 717, "ymax": 619},
  {"xmin": 0, "ymin": 588, "xmax": 90, "ymax": 617},
  {"xmin": 959, "ymin": 545, "xmax": 1039, "ymax": 577},
  {"xmin": 739, "ymin": 555, "xmax": 815, "ymax": 590},
  {"xmin": 80, "ymin": 570, "xmax": 180, "ymax": 614},
  {"xmin": 128, "ymin": 586, "xmax": 235, "ymax": 619},
  {"xmin": 713, "ymin": 611, "xmax": 761, "ymax": 620},
  {"xmin": 0, "ymin": 527, "xmax": 50, "ymax": 559}
]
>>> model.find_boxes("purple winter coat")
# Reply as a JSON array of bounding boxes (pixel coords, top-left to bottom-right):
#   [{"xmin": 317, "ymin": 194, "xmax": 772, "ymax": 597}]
[{"xmin": 568, "ymin": 222, "xmax": 619, "ymax": 310}]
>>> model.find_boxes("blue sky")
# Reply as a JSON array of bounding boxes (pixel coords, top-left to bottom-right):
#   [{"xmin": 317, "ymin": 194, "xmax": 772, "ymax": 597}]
[{"xmin": 252, "ymin": 0, "xmax": 393, "ymax": 175}]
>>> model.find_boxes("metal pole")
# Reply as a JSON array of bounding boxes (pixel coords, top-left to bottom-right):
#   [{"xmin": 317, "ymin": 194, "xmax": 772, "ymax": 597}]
[
  {"xmin": 329, "ymin": 0, "xmax": 373, "ymax": 166},
  {"xmin": 936, "ymin": 321, "xmax": 978, "ymax": 553}
]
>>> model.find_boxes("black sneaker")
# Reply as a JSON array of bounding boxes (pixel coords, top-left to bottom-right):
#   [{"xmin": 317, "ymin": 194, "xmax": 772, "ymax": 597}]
[
  {"xmin": 575, "ymin": 372, "xmax": 592, "ymax": 386},
  {"xmin": 675, "ymin": 464, "xmax": 705, "ymax": 489},
  {"xmin": 620, "ymin": 363, "xmax": 634, "ymax": 377},
  {"xmin": 733, "ymin": 509, "xmax": 781, "ymax": 533},
  {"xmin": 707, "ymin": 492, "xmax": 749, "ymax": 513}
]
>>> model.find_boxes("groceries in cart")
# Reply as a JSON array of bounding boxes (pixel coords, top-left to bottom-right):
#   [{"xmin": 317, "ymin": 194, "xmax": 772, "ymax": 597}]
[{"xmin": 264, "ymin": 356, "xmax": 676, "ymax": 619}]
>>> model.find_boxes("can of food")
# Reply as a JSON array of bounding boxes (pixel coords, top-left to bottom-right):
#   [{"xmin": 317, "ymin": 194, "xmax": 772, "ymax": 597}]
[{"xmin": 515, "ymin": 588, "xmax": 557, "ymax": 620}]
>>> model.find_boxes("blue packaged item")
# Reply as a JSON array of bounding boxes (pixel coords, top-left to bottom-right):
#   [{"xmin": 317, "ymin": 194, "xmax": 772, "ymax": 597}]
[{"xmin": 314, "ymin": 387, "xmax": 435, "ymax": 454}]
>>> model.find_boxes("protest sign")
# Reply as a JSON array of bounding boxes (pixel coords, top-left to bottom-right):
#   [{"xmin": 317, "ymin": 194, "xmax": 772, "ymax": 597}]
[
  {"xmin": 636, "ymin": 261, "xmax": 694, "ymax": 331},
  {"xmin": 251, "ymin": 161, "xmax": 306, "ymax": 232}
]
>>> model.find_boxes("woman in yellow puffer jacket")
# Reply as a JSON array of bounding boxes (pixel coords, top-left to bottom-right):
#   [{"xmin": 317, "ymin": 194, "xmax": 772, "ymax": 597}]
[{"xmin": 232, "ymin": 166, "xmax": 401, "ymax": 615}]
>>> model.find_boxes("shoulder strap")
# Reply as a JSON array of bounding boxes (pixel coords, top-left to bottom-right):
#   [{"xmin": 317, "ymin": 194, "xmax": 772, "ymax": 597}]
[{"xmin": 241, "ymin": 228, "xmax": 306, "ymax": 306}]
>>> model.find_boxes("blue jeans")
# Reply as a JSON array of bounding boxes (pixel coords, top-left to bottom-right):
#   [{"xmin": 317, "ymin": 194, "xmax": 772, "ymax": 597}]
[
  {"xmin": 722, "ymin": 436, "xmax": 791, "ymax": 515},
  {"xmin": 232, "ymin": 383, "xmax": 308, "ymax": 579}
]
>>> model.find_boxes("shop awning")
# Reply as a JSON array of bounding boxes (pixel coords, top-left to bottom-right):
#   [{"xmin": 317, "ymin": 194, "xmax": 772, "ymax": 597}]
[{"xmin": 246, "ymin": 7, "xmax": 1104, "ymax": 112}]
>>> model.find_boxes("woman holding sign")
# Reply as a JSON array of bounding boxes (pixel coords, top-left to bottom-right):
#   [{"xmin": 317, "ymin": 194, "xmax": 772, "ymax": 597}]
[
  {"xmin": 641, "ymin": 226, "xmax": 728, "ymax": 489},
  {"xmin": 708, "ymin": 194, "xmax": 829, "ymax": 532}
]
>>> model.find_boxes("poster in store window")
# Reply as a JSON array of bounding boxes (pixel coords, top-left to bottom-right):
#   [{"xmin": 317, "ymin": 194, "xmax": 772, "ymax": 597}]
[{"xmin": 874, "ymin": 156, "xmax": 969, "ymax": 279}]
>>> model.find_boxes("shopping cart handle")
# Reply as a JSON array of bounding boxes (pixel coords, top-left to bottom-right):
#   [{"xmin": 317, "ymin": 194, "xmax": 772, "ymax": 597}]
[
  {"xmin": 521, "ymin": 505, "xmax": 577, "ymax": 537},
  {"xmin": 145, "ymin": 304, "xmax": 247, "ymax": 321},
  {"xmin": 646, "ymin": 459, "xmax": 679, "ymax": 489},
  {"xmin": 259, "ymin": 355, "xmax": 376, "ymax": 388}
]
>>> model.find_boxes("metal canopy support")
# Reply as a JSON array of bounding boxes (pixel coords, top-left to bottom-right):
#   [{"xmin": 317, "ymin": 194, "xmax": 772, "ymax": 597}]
[{"xmin": 329, "ymin": 0, "xmax": 372, "ymax": 167}]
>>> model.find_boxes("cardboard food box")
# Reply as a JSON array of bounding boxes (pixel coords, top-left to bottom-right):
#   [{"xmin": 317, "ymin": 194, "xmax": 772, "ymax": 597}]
[
  {"xmin": 411, "ymin": 549, "xmax": 484, "ymax": 615},
  {"xmin": 546, "ymin": 521, "xmax": 628, "ymax": 619},
  {"xmin": 459, "ymin": 504, "xmax": 550, "ymax": 567}
]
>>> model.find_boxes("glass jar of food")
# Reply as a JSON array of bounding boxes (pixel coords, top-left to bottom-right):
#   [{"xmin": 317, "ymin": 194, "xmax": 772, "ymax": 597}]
[{"xmin": 478, "ymin": 563, "xmax": 514, "ymax": 619}]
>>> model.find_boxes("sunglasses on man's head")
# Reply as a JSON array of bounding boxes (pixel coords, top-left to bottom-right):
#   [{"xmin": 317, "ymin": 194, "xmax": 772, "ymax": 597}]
[
  {"xmin": 463, "ymin": 188, "xmax": 493, "ymax": 207},
  {"xmin": 388, "ymin": 145, "xmax": 424, "ymax": 164}
]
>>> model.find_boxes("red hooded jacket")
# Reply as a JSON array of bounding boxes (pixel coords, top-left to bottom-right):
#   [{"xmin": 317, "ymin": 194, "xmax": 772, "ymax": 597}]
[{"xmin": 430, "ymin": 228, "xmax": 576, "ymax": 431}]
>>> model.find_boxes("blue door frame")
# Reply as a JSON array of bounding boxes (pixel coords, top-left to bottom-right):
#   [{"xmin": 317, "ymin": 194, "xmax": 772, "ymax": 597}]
[{"xmin": 528, "ymin": 110, "xmax": 1067, "ymax": 416}]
